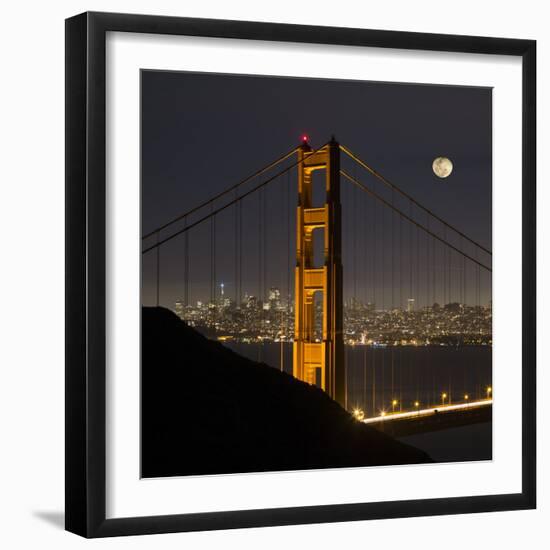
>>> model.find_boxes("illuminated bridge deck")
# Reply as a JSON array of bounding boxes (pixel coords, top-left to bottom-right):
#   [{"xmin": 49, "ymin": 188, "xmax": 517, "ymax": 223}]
[{"xmin": 362, "ymin": 399, "xmax": 493, "ymax": 437}]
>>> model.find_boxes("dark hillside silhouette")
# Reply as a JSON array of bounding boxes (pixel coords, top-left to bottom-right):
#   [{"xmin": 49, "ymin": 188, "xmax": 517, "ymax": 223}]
[{"xmin": 142, "ymin": 307, "xmax": 431, "ymax": 477}]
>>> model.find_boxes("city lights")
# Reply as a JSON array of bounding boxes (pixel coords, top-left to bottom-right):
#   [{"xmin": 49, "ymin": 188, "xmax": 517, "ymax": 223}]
[{"xmin": 173, "ymin": 294, "xmax": 492, "ymax": 348}]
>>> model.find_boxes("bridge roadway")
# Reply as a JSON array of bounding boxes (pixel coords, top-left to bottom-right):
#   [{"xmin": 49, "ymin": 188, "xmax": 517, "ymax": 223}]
[
  {"xmin": 362, "ymin": 399, "xmax": 493, "ymax": 437},
  {"xmin": 362, "ymin": 398, "xmax": 493, "ymax": 424}
]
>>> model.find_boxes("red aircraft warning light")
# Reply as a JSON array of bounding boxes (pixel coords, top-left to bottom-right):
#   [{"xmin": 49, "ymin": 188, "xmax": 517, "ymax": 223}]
[{"xmin": 301, "ymin": 134, "xmax": 309, "ymax": 143}]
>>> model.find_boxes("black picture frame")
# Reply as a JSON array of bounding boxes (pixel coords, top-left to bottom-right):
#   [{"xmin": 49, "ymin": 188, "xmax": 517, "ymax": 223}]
[{"xmin": 65, "ymin": 11, "xmax": 536, "ymax": 538}]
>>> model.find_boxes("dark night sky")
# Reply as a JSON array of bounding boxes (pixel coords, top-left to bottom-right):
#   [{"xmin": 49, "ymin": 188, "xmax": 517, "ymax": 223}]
[{"xmin": 141, "ymin": 70, "xmax": 492, "ymax": 308}]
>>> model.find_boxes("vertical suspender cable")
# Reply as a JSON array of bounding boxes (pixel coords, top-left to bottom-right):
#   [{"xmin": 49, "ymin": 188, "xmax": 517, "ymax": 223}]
[
  {"xmin": 443, "ymin": 226, "xmax": 447, "ymax": 306},
  {"xmin": 156, "ymin": 230, "xmax": 160, "ymax": 307},
  {"xmin": 363, "ymin": 177, "xmax": 369, "ymax": 415},
  {"xmin": 286, "ymin": 170, "xmax": 291, "ymax": 348},
  {"xmin": 363, "ymin": 345, "xmax": 367, "ymax": 413},
  {"xmin": 238, "ymin": 199, "xmax": 243, "ymax": 309},
  {"xmin": 184, "ymin": 217, "xmax": 189, "ymax": 307},
  {"xmin": 262, "ymin": 185, "xmax": 269, "ymax": 362},
  {"xmin": 399, "ymin": 210, "xmax": 403, "ymax": 410},
  {"xmin": 432, "ymin": 218, "xmax": 436, "ymax": 306},
  {"xmin": 409, "ymin": 201, "xmax": 413, "ymax": 305},
  {"xmin": 380, "ymin": 180, "xmax": 385, "ymax": 411},
  {"xmin": 391, "ymin": 188, "xmax": 394, "ymax": 403},
  {"xmin": 234, "ymin": 190, "xmax": 239, "ymax": 306},
  {"xmin": 372, "ymin": 191, "xmax": 376, "ymax": 417},
  {"xmin": 211, "ymin": 206, "xmax": 217, "ymax": 329},
  {"xmin": 430, "ymin": 218, "xmax": 431, "ymax": 314},
  {"xmin": 258, "ymin": 190, "xmax": 263, "ymax": 362},
  {"xmin": 351, "ymin": 169, "xmax": 358, "ymax": 306}
]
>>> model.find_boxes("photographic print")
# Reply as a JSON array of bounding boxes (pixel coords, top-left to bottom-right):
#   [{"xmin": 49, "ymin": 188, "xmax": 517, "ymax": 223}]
[
  {"xmin": 140, "ymin": 70, "xmax": 493, "ymax": 478},
  {"xmin": 65, "ymin": 13, "xmax": 536, "ymax": 536}
]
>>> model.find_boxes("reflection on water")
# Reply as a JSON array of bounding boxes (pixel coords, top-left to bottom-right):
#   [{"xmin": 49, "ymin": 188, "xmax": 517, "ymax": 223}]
[{"xmin": 224, "ymin": 342, "xmax": 492, "ymax": 418}]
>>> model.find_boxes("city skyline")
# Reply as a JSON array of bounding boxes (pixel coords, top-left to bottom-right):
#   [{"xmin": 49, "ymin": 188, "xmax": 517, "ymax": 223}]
[
  {"xmin": 173, "ymin": 282, "xmax": 492, "ymax": 348},
  {"xmin": 172, "ymin": 279, "xmax": 492, "ymax": 310}
]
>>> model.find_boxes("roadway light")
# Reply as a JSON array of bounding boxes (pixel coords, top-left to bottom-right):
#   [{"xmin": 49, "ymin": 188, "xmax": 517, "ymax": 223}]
[
  {"xmin": 487, "ymin": 386, "xmax": 492, "ymax": 397},
  {"xmin": 414, "ymin": 401, "xmax": 420, "ymax": 407},
  {"xmin": 441, "ymin": 392, "xmax": 447, "ymax": 405},
  {"xmin": 464, "ymin": 394, "xmax": 469, "ymax": 400}
]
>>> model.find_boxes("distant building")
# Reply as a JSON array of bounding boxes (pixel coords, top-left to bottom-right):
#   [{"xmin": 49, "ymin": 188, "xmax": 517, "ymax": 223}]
[
  {"xmin": 246, "ymin": 294, "xmax": 257, "ymax": 309},
  {"xmin": 268, "ymin": 287, "xmax": 282, "ymax": 310},
  {"xmin": 407, "ymin": 298, "xmax": 415, "ymax": 312},
  {"xmin": 174, "ymin": 300, "xmax": 185, "ymax": 320},
  {"xmin": 268, "ymin": 287, "xmax": 280, "ymax": 301}
]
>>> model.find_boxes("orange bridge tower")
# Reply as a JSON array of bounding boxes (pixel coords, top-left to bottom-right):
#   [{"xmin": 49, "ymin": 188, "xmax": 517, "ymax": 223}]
[{"xmin": 293, "ymin": 137, "xmax": 345, "ymax": 407}]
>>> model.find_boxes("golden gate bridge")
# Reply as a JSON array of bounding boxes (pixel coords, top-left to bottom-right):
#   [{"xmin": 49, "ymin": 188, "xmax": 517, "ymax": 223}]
[{"xmin": 141, "ymin": 136, "xmax": 492, "ymax": 422}]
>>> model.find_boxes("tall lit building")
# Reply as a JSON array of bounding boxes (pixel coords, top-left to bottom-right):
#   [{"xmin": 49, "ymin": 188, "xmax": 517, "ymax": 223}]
[
  {"xmin": 268, "ymin": 287, "xmax": 282, "ymax": 310},
  {"xmin": 218, "ymin": 282, "xmax": 231, "ymax": 309},
  {"xmin": 268, "ymin": 287, "xmax": 280, "ymax": 301},
  {"xmin": 407, "ymin": 298, "xmax": 415, "ymax": 312}
]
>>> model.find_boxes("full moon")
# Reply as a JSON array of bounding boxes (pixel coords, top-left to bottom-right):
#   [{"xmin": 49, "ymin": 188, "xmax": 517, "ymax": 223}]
[{"xmin": 432, "ymin": 156, "xmax": 453, "ymax": 178}]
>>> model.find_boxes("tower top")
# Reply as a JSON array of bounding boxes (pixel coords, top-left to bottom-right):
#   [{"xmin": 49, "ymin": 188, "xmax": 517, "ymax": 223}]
[{"xmin": 299, "ymin": 134, "xmax": 312, "ymax": 151}]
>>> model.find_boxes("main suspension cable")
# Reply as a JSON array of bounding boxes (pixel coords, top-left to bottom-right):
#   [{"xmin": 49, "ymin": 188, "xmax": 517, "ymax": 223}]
[
  {"xmin": 142, "ymin": 143, "xmax": 329, "ymax": 255},
  {"xmin": 340, "ymin": 145, "xmax": 492, "ymax": 256},
  {"xmin": 340, "ymin": 169, "xmax": 492, "ymax": 273},
  {"xmin": 142, "ymin": 146, "xmax": 298, "ymax": 241}
]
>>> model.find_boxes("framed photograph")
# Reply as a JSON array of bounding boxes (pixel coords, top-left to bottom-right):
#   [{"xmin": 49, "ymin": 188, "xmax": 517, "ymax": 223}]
[{"xmin": 65, "ymin": 11, "xmax": 536, "ymax": 537}]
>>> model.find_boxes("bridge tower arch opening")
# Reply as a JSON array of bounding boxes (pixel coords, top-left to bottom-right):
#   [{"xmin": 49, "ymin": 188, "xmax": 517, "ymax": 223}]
[{"xmin": 293, "ymin": 138, "xmax": 345, "ymax": 407}]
